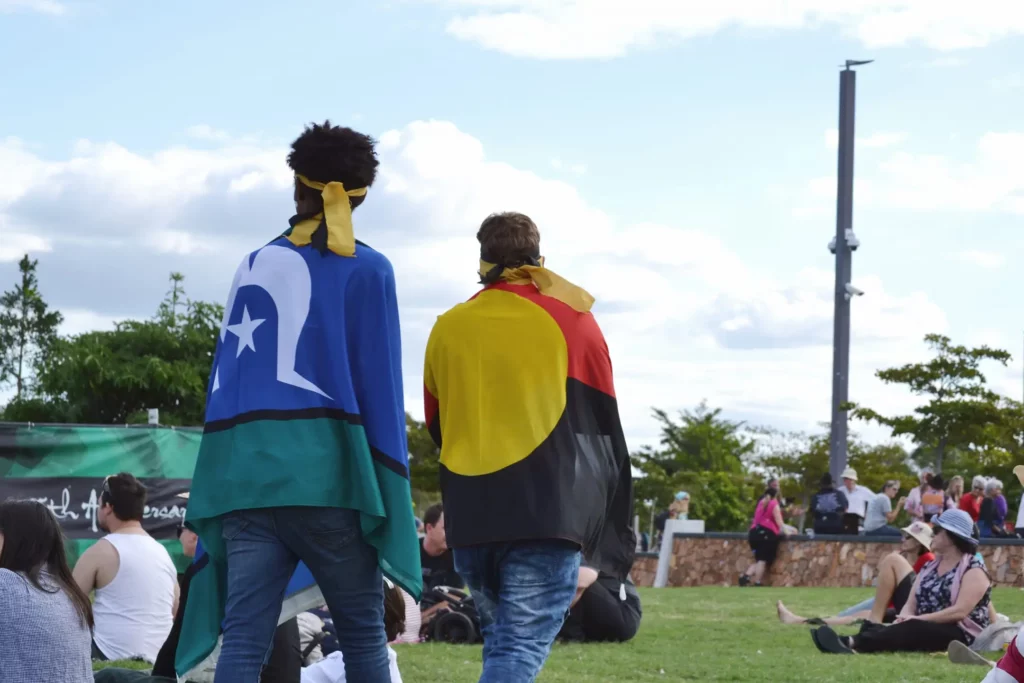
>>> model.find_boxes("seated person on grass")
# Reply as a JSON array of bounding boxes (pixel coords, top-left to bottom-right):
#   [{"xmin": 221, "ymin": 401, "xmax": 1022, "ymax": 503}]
[
  {"xmin": 810, "ymin": 510, "xmax": 992, "ymax": 655},
  {"xmin": 778, "ymin": 521, "xmax": 934, "ymax": 628},
  {"xmin": 301, "ymin": 579, "xmax": 406, "ymax": 683},
  {"xmin": 558, "ymin": 565, "xmax": 642, "ymax": 643}
]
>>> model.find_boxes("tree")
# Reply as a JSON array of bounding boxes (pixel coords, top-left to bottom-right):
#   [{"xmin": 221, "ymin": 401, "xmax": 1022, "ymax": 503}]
[
  {"xmin": 407, "ymin": 413, "xmax": 441, "ymax": 494},
  {"xmin": 4, "ymin": 273, "xmax": 221, "ymax": 425},
  {"xmin": 847, "ymin": 334, "xmax": 1013, "ymax": 474},
  {"xmin": 632, "ymin": 402, "xmax": 760, "ymax": 531},
  {"xmin": 0, "ymin": 255, "xmax": 63, "ymax": 399}
]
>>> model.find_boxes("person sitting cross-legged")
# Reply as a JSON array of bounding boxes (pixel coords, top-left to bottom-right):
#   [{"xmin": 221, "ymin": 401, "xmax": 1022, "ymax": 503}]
[{"xmin": 811, "ymin": 509, "xmax": 992, "ymax": 655}]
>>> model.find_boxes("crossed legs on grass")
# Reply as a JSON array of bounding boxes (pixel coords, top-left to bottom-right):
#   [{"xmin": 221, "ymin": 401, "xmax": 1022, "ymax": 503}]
[{"xmin": 777, "ymin": 552, "xmax": 914, "ymax": 627}]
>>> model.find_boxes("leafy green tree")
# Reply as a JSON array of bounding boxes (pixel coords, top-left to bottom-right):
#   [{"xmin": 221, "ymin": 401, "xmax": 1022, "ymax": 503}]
[
  {"xmin": 4, "ymin": 274, "xmax": 221, "ymax": 425},
  {"xmin": 847, "ymin": 334, "xmax": 1013, "ymax": 474},
  {"xmin": 0, "ymin": 255, "xmax": 63, "ymax": 399},
  {"xmin": 632, "ymin": 402, "xmax": 760, "ymax": 531},
  {"xmin": 407, "ymin": 413, "xmax": 441, "ymax": 494}
]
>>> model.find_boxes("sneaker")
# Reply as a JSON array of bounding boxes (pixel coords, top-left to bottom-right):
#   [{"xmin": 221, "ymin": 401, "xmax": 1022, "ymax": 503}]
[
  {"xmin": 739, "ymin": 575, "xmax": 751, "ymax": 587},
  {"xmin": 948, "ymin": 640, "xmax": 996, "ymax": 668}
]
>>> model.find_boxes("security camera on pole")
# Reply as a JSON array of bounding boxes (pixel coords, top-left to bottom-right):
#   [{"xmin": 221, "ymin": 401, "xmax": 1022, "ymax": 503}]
[{"xmin": 828, "ymin": 59, "xmax": 872, "ymax": 483}]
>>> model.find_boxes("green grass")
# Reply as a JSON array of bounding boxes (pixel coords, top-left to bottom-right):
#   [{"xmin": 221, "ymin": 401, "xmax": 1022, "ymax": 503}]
[{"xmin": 97, "ymin": 586, "xmax": 1020, "ymax": 681}]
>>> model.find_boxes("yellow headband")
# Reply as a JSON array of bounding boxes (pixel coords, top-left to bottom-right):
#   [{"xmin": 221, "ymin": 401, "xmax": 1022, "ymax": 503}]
[
  {"xmin": 479, "ymin": 259, "xmax": 595, "ymax": 313},
  {"xmin": 286, "ymin": 174, "xmax": 368, "ymax": 257}
]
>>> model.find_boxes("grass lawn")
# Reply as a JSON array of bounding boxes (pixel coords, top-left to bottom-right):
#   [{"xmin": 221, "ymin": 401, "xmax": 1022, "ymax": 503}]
[{"xmin": 97, "ymin": 586, "xmax": 1020, "ymax": 682}]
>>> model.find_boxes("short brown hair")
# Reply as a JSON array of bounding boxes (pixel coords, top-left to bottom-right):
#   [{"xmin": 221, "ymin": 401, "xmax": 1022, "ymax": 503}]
[
  {"xmin": 384, "ymin": 583, "xmax": 406, "ymax": 642},
  {"xmin": 477, "ymin": 212, "xmax": 540, "ymax": 265},
  {"xmin": 102, "ymin": 472, "xmax": 147, "ymax": 522}
]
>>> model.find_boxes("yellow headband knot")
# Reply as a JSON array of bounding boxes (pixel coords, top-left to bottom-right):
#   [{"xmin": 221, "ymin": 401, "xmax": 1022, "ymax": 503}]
[
  {"xmin": 286, "ymin": 174, "xmax": 368, "ymax": 257},
  {"xmin": 479, "ymin": 259, "xmax": 595, "ymax": 313}
]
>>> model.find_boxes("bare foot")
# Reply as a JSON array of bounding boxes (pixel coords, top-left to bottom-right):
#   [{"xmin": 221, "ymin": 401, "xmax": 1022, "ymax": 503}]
[{"xmin": 777, "ymin": 600, "xmax": 806, "ymax": 625}]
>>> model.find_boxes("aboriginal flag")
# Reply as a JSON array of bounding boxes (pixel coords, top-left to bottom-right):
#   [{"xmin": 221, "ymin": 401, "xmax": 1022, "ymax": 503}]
[{"xmin": 424, "ymin": 280, "xmax": 634, "ymax": 562}]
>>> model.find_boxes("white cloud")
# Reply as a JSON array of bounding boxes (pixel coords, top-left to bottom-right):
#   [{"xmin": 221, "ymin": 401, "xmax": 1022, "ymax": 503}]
[
  {"xmin": 185, "ymin": 125, "xmax": 232, "ymax": 142},
  {"xmin": 805, "ymin": 131, "xmax": 1024, "ymax": 215},
  {"xmin": 0, "ymin": 120, "xmax": 954, "ymax": 446},
  {"xmin": 0, "ymin": 0, "xmax": 64, "ymax": 15},
  {"xmin": 825, "ymin": 129, "xmax": 908, "ymax": 150},
  {"xmin": 550, "ymin": 157, "xmax": 588, "ymax": 175},
  {"xmin": 0, "ymin": 230, "xmax": 50, "ymax": 262},
  {"xmin": 431, "ymin": 1, "xmax": 1024, "ymax": 59},
  {"xmin": 957, "ymin": 250, "xmax": 1006, "ymax": 269}
]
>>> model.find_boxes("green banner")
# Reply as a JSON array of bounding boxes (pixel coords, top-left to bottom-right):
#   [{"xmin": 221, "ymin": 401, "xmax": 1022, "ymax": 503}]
[{"xmin": 0, "ymin": 423, "xmax": 201, "ymax": 571}]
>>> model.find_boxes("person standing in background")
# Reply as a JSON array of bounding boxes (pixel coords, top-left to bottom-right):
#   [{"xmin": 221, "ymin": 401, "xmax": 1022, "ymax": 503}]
[
  {"xmin": 740, "ymin": 486, "xmax": 786, "ymax": 586},
  {"xmin": 947, "ymin": 476, "xmax": 965, "ymax": 507},
  {"xmin": 840, "ymin": 468, "xmax": 874, "ymax": 535},
  {"xmin": 864, "ymin": 481, "xmax": 906, "ymax": 537},
  {"xmin": 960, "ymin": 476, "xmax": 987, "ymax": 523},
  {"xmin": 424, "ymin": 211, "xmax": 633, "ymax": 683},
  {"xmin": 905, "ymin": 468, "xmax": 934, "ymax": 523}
]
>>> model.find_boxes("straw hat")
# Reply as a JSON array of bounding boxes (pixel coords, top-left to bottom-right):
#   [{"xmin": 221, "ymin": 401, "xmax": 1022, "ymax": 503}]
[{"xmin": 900, "ymin": 521, "xmax": 934, "ymax": 550}]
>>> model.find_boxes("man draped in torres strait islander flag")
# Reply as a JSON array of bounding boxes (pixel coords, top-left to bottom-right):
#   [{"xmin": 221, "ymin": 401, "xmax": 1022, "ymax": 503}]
[
  {"xmin": 177, "ymin": 122, "xmax": 421, "ymax": 683},
  {"xmin": 424, "ymin": 211, "xmax": 635, "ymax": 683}
]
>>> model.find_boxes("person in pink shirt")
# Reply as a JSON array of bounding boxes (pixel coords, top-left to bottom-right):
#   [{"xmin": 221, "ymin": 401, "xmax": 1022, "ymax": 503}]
[{"xmin": 740, "ymin": 483, "xmax": 787, "ymax": 587}]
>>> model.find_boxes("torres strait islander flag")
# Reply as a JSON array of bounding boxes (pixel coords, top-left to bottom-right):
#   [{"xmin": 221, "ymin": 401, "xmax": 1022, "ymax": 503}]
[
  {"xmin": 176, "ymin": 237, "xmax": 422, "ymax": 677},
  {"xmin": 423, "ymin": 279, "xmax": 634, "ymax": 563}
]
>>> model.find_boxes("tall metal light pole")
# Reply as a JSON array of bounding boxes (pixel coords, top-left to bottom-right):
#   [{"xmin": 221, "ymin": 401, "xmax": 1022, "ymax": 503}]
[{"xmin": 828, "ymin": 59, "xmax": 872, "ymax": 482}]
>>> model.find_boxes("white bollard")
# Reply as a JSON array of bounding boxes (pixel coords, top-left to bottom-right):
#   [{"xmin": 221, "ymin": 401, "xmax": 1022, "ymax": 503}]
[{"xmin": 653, "ymin": 518, "xmax": 705, "ymax": 588}]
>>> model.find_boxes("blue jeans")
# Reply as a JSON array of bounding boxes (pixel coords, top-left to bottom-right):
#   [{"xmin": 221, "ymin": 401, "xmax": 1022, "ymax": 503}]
[
  {"xmin": 865, "ymin": 525, "xmax": 903, "ymax": 537},
  {"xmin": 215, "ymin": 507, "xmax": 388, "ymax": 683},
  {"xmin": 454, "ymin": 541, "xmax": 581, "ymax": 683}
]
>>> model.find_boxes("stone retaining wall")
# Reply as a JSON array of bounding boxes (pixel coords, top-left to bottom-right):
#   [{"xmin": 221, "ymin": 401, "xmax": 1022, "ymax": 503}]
[{"xmin": 630, "ymin": 533, "xmax": 1024, "ymax": 588}]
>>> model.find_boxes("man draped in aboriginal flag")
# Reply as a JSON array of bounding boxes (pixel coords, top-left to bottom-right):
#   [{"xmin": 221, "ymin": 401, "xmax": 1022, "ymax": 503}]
[
  {"xmin": 424, "ymin": 212, "xmax": 635, "ymax": 683},
  {"xmin": 177, "ymin": 122, "xmax": 421, "ymax": 683}
]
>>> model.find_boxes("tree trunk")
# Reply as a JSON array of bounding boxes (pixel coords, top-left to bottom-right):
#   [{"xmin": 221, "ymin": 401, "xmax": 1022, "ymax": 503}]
[{"xmin": 935, "ymin": 437, "xmax": 947, "ymax": 475}]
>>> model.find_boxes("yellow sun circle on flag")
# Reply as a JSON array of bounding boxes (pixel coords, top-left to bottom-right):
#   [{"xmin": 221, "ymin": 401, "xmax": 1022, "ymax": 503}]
[{"xmin": 432, "ymin": 289, "xmax": 568, "ymax": 477}]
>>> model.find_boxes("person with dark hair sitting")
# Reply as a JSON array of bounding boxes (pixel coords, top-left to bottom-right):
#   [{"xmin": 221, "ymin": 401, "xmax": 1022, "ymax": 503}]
[
  {"xmin": 0, "ymin": 500, "xmax": 94, "ymax": 683},
  {"xmin": 95, "ymin": 494, "xmax": 301, "ymax": 683},
  {"xmin": 73, "ymin": 472, "xmax": 178, "ymax": 663},
  {"xmin": 301, "ymin": 580, "xmax": 406, "ymax": 683},
  {"xmin": 811, "ymin": 509, "xmax": 991, "ymax": 655},
  {"xmin": 810, "ymin": 473, "xmax": 848, "ymax": 535},
  {"xmin": 420, "ymin": 503, "xmax": 462, "ymax": 591}
]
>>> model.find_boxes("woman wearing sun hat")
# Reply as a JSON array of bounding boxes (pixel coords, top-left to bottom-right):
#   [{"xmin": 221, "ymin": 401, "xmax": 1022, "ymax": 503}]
[
  {"xmin": 778, "ymin": 520, "xmax": 934, "ymax": 628},
  {"xmin": 812, "ymin": 508, "xmax": 991, "ymax": 655}
]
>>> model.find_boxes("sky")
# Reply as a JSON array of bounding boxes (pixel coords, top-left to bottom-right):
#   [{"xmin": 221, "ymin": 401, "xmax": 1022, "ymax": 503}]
[{"xmin": 1, "ymin": 0, "xmax": 1022, "ymax": 449}]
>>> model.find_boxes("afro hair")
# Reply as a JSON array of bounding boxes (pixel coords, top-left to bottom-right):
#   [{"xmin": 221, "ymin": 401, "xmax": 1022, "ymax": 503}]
[{"xmin": 287, "ymin": 121, "xmax": 379, "ymax": 192}]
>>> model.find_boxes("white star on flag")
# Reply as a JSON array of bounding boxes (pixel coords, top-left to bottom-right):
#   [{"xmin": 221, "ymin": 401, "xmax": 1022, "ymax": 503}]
[{"xmin": 226, "ymin": 305, "xmax": 266, "ymax": 358}]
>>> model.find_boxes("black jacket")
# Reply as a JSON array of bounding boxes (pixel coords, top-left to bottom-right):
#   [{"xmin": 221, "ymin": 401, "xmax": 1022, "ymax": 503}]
[{"xmin": 810, "ymin": 486, "xmax": 849, "ymax": 534}]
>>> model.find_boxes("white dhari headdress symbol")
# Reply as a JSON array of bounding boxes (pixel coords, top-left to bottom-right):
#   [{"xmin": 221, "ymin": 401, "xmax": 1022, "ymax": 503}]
[{"xmin": 211, "ymin": 245, "xmax": 330, "ymax": 399}]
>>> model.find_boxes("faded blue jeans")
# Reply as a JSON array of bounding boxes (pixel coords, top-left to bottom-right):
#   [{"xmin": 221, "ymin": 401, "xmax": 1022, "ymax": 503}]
[
  {"xmin": 215, "ymin": 507, "xmax": 388, "ymax": 683},
  {"xmin": 454, "ymin": 540, "xmax": 581, "ymax": 683}
]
